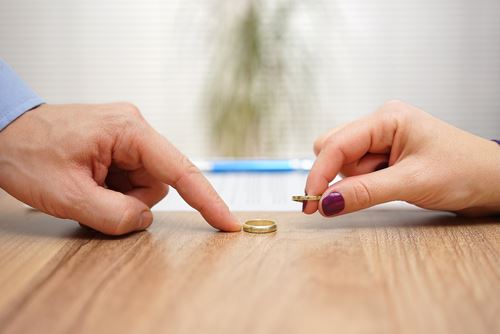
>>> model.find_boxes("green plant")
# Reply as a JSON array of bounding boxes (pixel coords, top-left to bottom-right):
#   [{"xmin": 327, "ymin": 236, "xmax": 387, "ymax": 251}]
[{"xmin": 205, "ymin": 0, "xmax": 310, "ymax": 157}]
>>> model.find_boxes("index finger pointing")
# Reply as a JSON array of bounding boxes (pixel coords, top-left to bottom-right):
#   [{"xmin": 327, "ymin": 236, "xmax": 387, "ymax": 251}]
[{"xmin": 138, "ymin": 128, "xmax": 241, "ymax": 232}]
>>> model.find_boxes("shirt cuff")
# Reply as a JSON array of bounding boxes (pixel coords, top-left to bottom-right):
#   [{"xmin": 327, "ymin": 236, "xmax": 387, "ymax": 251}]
[
  {"xmin": 0, "ymin": 58, "xmax": 45, "ymax": 131},
  {"xmin": 0, "ymin": 97, "xmax": 44, "ymax": 130}
]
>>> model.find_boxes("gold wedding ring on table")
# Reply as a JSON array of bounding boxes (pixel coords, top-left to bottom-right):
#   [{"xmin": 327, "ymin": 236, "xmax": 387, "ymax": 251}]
[
  {"xmin": 292, "ymin": 195, "xmax": 322, "ymax": 202},
  {"xmin": 243, "ymin": 219, "xmax": 277, "ymax": 234}
]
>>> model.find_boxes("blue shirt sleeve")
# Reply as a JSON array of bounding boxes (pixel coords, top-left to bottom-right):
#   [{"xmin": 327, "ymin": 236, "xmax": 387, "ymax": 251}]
[{"xmin": 0, "ymin": 58, "xmax": 44, "ymax": 131}]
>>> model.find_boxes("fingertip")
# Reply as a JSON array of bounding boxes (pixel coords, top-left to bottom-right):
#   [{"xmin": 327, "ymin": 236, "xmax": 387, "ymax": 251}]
[
  {"xmin": 317, "ymin": 195, "xmax": 326, "ymax": 217},
  {"xmin": 137, "ymin": 210, "xmax": 154, "ymax": 231},
  {"xmin": 198, "ymin": 198, "xmax": 242, "ymax": 232},
  {"xmin": 299, "ymin": 187, "xmax": 316, "ymax": 215},
  {"xmin": 217, "ymin": 212, "xmax": 242, "ymax": 232},
  {"xmin": 319, "ymin": 191, "xmax": 346, "ymax": 217},
  {"xmin": 230, "ymin": 212, "xmax": 242, "ymax": 230},
  {"xmin": 302, "ymin": 202, "xmax": 318, "ymax": 215},
  {"xmin": 226, "ymin": 223, "xmax": 242, "ymax": 232},
  {"xmin": 317, "ymin": 197, "xmax": 328, "ymax": 217}
]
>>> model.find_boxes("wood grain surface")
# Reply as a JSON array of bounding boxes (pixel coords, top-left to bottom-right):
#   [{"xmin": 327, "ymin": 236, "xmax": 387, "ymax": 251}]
[{"xmin": 0, "ymin": 193, "xmax": 498, "ymax": 334}]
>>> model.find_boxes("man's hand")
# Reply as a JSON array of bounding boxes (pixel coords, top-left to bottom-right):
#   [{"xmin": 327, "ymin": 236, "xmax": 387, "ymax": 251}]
[{"xmin": 0, "ymin": 103, "xmax": 241, "ymax": 235}]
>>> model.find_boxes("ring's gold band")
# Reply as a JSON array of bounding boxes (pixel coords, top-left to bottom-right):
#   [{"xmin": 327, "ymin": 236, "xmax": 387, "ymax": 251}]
[
  {"xmin": 243, "ymin": 219, "xmax": 277, "ymax": 234},
  {"xmin": 292, "ymin": 195, "xmax": 322, "ymax": 202}
]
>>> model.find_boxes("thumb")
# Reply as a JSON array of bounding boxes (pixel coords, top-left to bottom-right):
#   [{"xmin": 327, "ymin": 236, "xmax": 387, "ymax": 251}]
[
  {"xmin": 318, "ymin": 165, "xmax": 407, "ymax": 217},
  {"xmin": 72, "ymin": 183, "xmax": 153, "ymax": 235}
]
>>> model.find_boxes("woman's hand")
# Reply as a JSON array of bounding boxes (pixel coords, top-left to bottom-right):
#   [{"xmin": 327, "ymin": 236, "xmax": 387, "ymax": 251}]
[
  {"xmin": 304, "ymin": 100, "xmax": 500, "ymax": 217},
  {"xmin": 0, "ymin": 103, "xmax": 241, "ymax": 235}
]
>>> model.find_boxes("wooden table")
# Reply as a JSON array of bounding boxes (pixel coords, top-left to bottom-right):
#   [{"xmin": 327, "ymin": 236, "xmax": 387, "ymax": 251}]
[{"xmin": 0, "ymin": 193, "xmax": 498, "ymax": 334}]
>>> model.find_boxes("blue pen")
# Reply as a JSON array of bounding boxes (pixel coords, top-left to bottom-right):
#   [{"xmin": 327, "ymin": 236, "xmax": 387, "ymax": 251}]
[{"xmin": 193, "ymin": 159, "xmax": 313, "ymax": 173}]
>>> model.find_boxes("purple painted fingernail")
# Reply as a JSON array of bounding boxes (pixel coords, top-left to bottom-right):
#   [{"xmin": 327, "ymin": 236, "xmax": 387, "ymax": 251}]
[
  {"xmin": 322, "ymin": 192, "xmax": 345, "ymax": 216},
  {"xmin": 375, "ymin": 162, "xmax": 389, "ymax": 171}
]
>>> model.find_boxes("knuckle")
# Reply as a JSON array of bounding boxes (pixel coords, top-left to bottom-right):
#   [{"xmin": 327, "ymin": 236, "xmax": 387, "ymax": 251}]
[
  {"xmin": 313, "ymin": 137, "xmax": 323, "ymax": 155},
  {"xmin": 108, "ymin": 106, "xmax": 150, "ymax": 142},
  {"xmin": 351, "ymin": 179, "xmax": 373, "ymax": 209},
  {"xmin": 159, "ymin": 183, "xmax": 169, "ymax": 198},
  {"xmin": 112, "ymin": 102, "xmax": 144, "ymax": 125},
  {"xmin": 172, "ymin": 156, "xmax": 201, "ymax": 188},
  {"xmin": 119, "ymin": 102, "xmax": 142, "ymax": 118},
  {"xmin": 375, "ymin": 100, "xmax": 420, "ymax": 128},
  {"xmin": 377, "ymin": 100, "xmax": 408, "ymax": 116},
  {"xmin": 181, "ymin": 156, "xmax": 200, "ymax": 175},
  {"xmin": 103, "ymin": 103, "xmax": 145, "ymax": 132},
  {"xmin": 384, "ymin": 99, "xmax": 406, "ymax": 108},
  {"xmin": 322, "ymin": 136, "xmax": 337, "ymax": 150}
]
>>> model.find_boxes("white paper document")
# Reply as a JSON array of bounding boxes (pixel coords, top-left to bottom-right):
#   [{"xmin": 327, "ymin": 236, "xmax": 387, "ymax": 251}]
[{"xmin": 153, "ymin": 172, "xmax": 414, "ymax": 211}]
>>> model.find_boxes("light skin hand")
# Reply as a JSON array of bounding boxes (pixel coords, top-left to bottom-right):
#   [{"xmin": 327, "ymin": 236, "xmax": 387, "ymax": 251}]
[
  {"xmin": 0, "ymin": 103, "xmax": 241, "ymax": 235},
  {"xmin": 304, "ymin": 100, "xmax": 500, "ymax": 217}
]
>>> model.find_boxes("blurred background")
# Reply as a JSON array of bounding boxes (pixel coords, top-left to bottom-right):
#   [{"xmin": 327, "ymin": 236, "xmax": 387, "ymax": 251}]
[{"xmin": 1, "ymin": 0, "xmax": 499, "ymax": 158}]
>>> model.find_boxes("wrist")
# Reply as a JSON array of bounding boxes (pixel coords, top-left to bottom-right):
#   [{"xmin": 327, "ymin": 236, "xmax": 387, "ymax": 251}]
[
  {"xmin": 468, "ymin": 139, "xmax": 500, "ymax": 215},
  {"xmin": 0, "ymin": 105, "xmax": 42, "ymax": 162}
]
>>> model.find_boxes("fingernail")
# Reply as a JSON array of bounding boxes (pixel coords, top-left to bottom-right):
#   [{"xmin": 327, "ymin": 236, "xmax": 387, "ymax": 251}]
[
  {"xmin": 374, "ymin": 162, "xmax": 389, "ymax": 171},
  {"xmin": 139, "ymin": 211, "xmax": 153, "ymax": 230},
  {"xmin": 302, "ymin": 190, "xmax": 307, "ymax": 212},
  {"xmin": 322, "ymin": 192, "xmax": 345, "ymax": 216}
]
